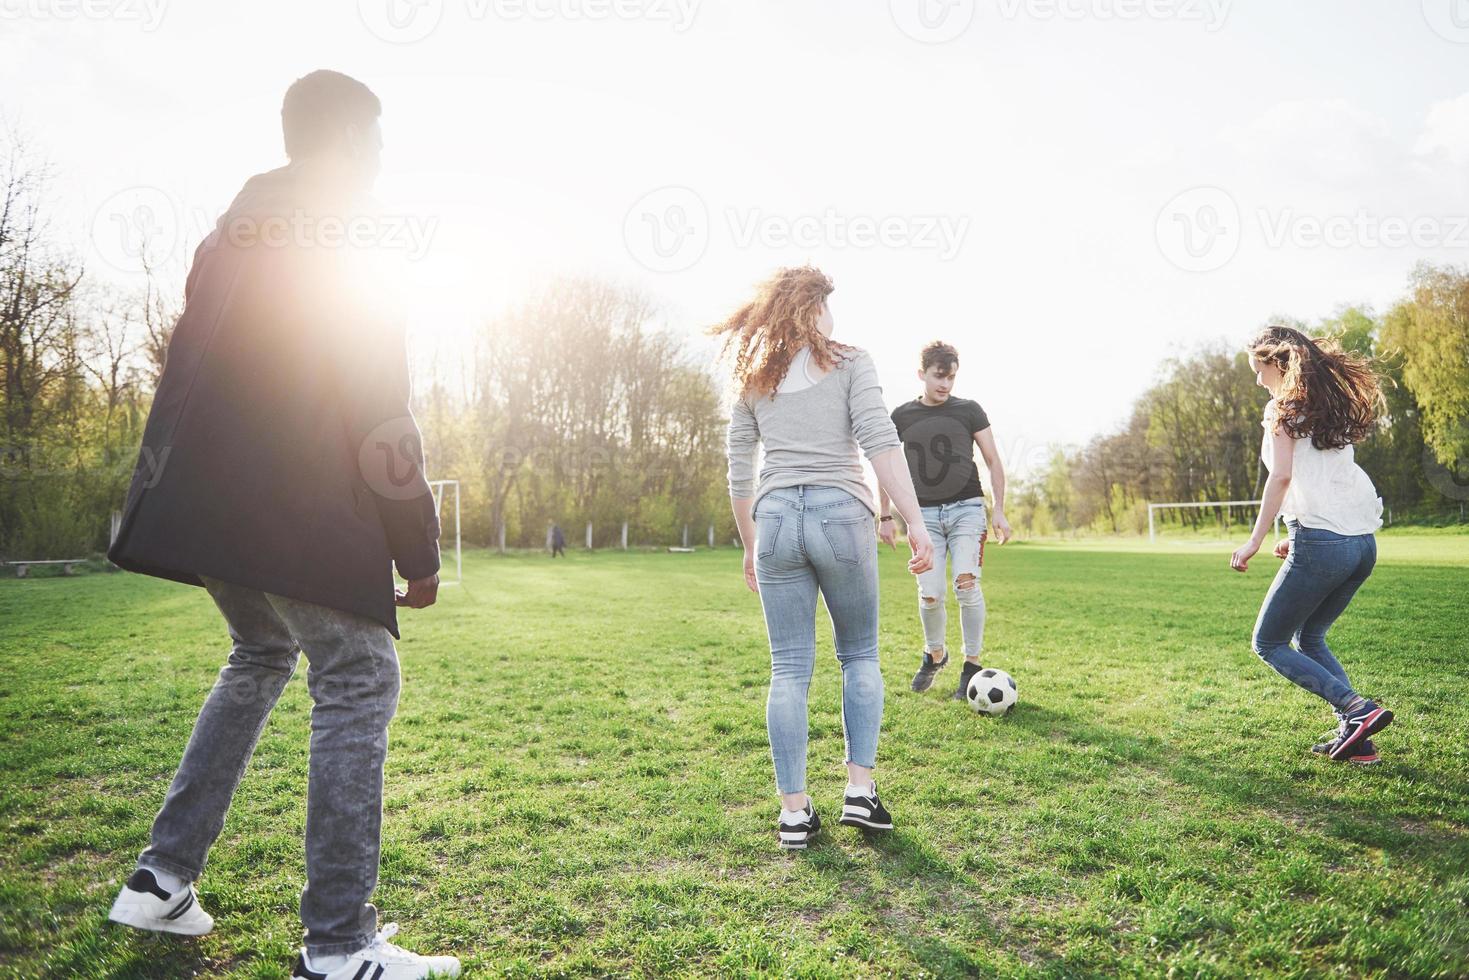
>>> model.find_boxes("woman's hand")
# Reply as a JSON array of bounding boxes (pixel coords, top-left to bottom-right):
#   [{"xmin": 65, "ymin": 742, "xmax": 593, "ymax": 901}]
[
  {"xmin": 1274, "ymin": 538, "xmax": 1290, "ymax": 560},
  {"xmin": 878, "ymin": 518, "xmax": 898, "ymax": 550},
  {"xmin": 907, "ymin": 525, "xmax": 935, "ymax": 575},
  {"xmin": 1230, "ymin": 537, "xmax": 1262, "ymax": 573},
  {"xmin": 743, "ymin": 549, "xmax": 759, "ymax": 593}
]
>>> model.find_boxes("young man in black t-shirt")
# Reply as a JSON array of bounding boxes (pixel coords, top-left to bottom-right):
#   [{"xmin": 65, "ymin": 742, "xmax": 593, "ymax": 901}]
[{"xmin": 878, "ymin": 341, "xmax": 1012, "ymax": 700}]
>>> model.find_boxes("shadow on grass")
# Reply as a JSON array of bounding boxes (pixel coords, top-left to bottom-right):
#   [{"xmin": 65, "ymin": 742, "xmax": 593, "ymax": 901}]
[
  {"xmin": 1010, "ymin": 702, "xmax": 1469, "ymax": 865},
  {"xmin": 795, "ymin": 827, "xmax": 1051, "ymax": 975}
]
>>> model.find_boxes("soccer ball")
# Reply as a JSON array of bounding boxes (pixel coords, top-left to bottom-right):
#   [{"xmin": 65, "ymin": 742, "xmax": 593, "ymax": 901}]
[{"xmin": 966, "ymin": 668, "xmax": 1017, "ymax": 715}]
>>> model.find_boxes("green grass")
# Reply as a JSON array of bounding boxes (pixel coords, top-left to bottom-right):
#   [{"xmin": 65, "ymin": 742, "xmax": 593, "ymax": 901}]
[{"xmin": 1, "ymin": 533, "xmax": 1466, "ymax": 978}]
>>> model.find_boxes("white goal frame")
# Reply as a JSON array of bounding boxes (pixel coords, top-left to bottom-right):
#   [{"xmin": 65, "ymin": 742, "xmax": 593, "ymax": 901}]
[
  {"xmin": 428, "ymin": 479, "xmax": 462, "ymax": 585},
  {"xmin": 1147, "ymin": 499, "xmax": 1282, "ymax": 544}
]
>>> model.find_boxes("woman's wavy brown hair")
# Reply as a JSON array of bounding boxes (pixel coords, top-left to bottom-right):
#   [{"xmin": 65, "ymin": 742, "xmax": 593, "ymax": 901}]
[
  {"xmin": 1247, "ymin": 324, "xmax": 1385, "ymax": 450},
  {"xmin": 707, "ymin": 266, "xmax": 854, "ymax": 397}
]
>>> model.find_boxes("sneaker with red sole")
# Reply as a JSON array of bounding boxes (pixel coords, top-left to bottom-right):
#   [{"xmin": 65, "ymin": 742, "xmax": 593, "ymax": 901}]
[
  {"xmin": 1330, "ymin": 700, "xmax": 1392, "ymax": 761},
  {"xmin": 1312, "ymin": 734, "xmax": 1380, "ymax": 765}
]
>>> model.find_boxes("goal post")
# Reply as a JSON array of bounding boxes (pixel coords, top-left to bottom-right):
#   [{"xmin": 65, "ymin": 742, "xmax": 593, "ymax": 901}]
[
  {"xmin": 428, "ymin": 479, "xmax": 462, "ymax": 585},
  {"xmin": 1146, "ymin": 499, "xmax": 1282, "ymax": 544}
]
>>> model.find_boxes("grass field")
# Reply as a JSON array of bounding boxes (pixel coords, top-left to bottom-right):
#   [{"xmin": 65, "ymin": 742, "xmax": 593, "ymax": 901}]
[{"xmin": 1, "ymin": 533, "xmax": 1467, "ymax": 978}]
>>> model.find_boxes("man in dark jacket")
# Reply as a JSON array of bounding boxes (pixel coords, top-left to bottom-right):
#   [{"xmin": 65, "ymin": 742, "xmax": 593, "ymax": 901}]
[{"xmin": 105, "ymin": 71, "xmax": 459, "ymax": 980}]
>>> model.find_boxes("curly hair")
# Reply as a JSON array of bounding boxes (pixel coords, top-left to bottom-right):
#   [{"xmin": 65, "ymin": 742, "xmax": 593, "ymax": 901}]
[
  {"xmin": 707, "ymin": 266, "xmax": 853, "ymax": 398},
  {"xmin": 1247, "ymin": 324, "xmax": 1384, "ymax": 450}
]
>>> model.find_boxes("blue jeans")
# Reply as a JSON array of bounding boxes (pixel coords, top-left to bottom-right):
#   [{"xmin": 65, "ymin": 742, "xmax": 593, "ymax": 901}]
[
  {"xmin": 916, "ymin": 497, "xmax": 987, "ymax": 658},
  {"xmin": 753, "ymin": 486, "xmax": 883, "ymax": 795},
  {"xmin": 1251, "ymin": 521, "xmax": 1374, "ymax": 711}
]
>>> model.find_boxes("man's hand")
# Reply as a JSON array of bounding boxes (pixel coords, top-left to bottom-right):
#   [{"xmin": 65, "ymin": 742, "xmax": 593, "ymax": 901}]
[
  {"xmin": 990, "ymin": 509, "xmax": 1012, "ymax": 545},
  {"xmin": 743, "ymin": 549, "xmax": 759, "ymax": 593},
  {"xmin": 1229, "ymin": 538, "xmax": 1262, "ymax": 573},
  {"xmin": 907, "ymin": 525, "xmax": 935, "ymax": 575},
  {"xmin": 395, "ymin": 573, "xmax": 439, "ymax": 608},
  {"xmin": 1274, "ymin": 538, "xmax": 1290, "ymax": 560},
  {"xmin": 878, "ymin": 518, "xmax": 897, "ymax": 550}
]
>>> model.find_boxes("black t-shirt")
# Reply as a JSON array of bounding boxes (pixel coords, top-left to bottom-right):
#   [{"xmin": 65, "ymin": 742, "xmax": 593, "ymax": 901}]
[{"xmin": 891, "ymin": 397, "xmax": 991, "ymax": 506}]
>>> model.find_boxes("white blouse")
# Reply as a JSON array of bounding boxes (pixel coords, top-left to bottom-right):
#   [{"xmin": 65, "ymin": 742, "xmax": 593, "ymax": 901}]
[{"xmin": 1261, "ymin": 399, "xmax": 1382, "ymax": 536}]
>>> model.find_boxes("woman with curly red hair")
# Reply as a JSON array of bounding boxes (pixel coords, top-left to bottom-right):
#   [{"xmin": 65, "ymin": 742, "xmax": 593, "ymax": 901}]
[
  {"xmin": 1231, "ymin": 325, "xmax": 1393, "ymax": 765},
  {"xmin": 712, "ymin": 266, "xmax": 933, "ymax": 849}
]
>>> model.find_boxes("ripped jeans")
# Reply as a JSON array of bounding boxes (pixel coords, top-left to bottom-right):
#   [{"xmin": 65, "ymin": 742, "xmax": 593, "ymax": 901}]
[
  {"xmin": 915, "ymin": 497, "xmax": 987, "ymax": 659},
  {"xmin": 753, "ymin": 486, "xmax": 883, "ymax": 795}
]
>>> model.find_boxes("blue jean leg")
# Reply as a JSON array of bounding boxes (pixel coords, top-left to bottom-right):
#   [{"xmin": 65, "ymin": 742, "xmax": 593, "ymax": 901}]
[
  {"xmin": 1251, "ymin": 527, "xmax": 1373, "ymax": 710},
  {"xmin": 755, "ymin": 506, "xmax": 819, "ymax": 795},
  {"xmin": 755, "ymin": 486, "xmax": 883, "ymax": 794},
  {"xmin": 1295, "ymin": 534, "xmax": 1376, "ymax": 701},
  {"xmin": 808, "ymin": 506, "xmax": 882, "ymax": 772}
]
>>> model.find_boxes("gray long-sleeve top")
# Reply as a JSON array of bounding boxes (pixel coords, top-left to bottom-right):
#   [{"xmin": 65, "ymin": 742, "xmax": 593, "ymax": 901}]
[{"xmin": 726, "ymin": 348, "xmax": 902, "ymax": 514}]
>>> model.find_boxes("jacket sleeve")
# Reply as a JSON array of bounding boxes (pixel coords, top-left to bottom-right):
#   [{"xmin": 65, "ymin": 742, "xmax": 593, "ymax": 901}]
[
  {"xmin": 847, "ymin": 352, "xmax": 902, "ymax": 460},
  {"xmin": 727, "ymin": 395, "xmax": 760, "ymax": 498},
  {"xmin": 331, "ymin": 257, "xmax": 441, "ymax": 581}
]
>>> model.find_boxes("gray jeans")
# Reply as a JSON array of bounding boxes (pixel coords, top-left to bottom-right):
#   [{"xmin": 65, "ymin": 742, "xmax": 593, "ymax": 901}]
[{"xmin": 137, "ymin": 576, "xmax": 401, "ymax": 956}]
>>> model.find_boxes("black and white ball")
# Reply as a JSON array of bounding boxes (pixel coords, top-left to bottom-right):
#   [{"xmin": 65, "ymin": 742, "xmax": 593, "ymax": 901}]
[{"xmin": 966, "ymin": 668, "xmax": 1018, "ymax": 715}]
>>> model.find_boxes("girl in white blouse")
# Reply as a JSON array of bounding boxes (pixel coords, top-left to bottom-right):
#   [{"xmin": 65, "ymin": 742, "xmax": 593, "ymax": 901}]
[{"xmin": 1230, "ymin": 325, "xmax": 1393, "ymax": 764}]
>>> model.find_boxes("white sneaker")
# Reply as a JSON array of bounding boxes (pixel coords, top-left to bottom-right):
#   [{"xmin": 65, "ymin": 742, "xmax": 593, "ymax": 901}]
[
  {"xmin": 292, "ymin": 923, "xmax": 461, "ymax": 980},
  {"xmin": 107, "ymin": 868, "xmax": 214, "ymax": 936}
]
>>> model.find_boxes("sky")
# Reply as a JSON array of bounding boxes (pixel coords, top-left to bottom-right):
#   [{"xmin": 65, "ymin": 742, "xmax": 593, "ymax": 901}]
[{"xmin": 5, "ymin": 0, "xmax": 1469, "ymax": 478}]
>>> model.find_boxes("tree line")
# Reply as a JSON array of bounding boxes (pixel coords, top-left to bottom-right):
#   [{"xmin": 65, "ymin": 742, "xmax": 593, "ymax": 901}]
[
  {"xmin": 3, "ymin": 124, "xmax": 1466, "ymax": 561},
  {"xmin": 414, "ymin": 279, "xmax": 732, "ymax": 549},
  {"xmin": 1006, "ymin": 266, "xmax": 1469, "ymax": 538},
  {"xmin": 0, "ymin": 129, "xmax": 735, "ymax": 559}
]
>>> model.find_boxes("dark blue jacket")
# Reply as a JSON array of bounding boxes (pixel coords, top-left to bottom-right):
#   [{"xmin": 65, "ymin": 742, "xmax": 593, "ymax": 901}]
[{"xmin": 108, "ymin": 165, "xmax": 439, "ymax": 637}]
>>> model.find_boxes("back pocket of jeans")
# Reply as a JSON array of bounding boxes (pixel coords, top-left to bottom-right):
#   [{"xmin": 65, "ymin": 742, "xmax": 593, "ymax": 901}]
[
  {"xmin": 756, "ymin": 513, "xmax": 782, "ymax": 559},
  {"xmin": 822, "ymin": 515, "xmax": 873, "ymax": 565}
]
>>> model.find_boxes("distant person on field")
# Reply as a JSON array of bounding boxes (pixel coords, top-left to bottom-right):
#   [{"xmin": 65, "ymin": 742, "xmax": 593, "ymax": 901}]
[
  {"xmin": 105, "ymin": 70, "xmax": 460, "ymax": 980},
  {"xmin": 1230, "ymin": 325, "xmax": 1393, "ymax": 766},
  {"xmin": 879, "ymin": 341, "xmax": 1012, "ymax": 701},
  {"xmin": 713, "ymin": 266, "xmax": 934, "ymax": 851},
  {"xmin": 550, "ymin": 522, "xmax": 567, "ymax": 558}
]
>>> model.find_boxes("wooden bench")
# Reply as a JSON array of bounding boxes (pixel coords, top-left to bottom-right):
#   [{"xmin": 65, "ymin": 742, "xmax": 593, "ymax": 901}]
[{"xmin": 7, "ymin": 559, "xmax": 85, "ymax": 578}]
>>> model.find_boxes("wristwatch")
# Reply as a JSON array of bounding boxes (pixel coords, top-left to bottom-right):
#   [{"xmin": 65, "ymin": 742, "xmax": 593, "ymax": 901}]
[{"xmin": 880, "ymin": 515, "xmax": 894, "ymax": 522}]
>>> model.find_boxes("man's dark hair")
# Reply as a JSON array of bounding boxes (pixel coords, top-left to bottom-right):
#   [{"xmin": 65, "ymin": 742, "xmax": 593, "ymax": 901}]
[
  {"xmin": 281, "ymin": 70, "xmax": 382, "ymax": 161},
  {"xmin": 920, "ymin": 341, "xmax": 959, "ymax": 376}
]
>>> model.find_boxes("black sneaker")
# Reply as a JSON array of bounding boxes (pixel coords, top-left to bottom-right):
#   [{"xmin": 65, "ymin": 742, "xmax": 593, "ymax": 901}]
[
  {"xmin": 910, "ymin": 651, "xmax": 949, "ymax": 692},
  {"xmin": 839, "ymin": 783, "xmax": 894, "ymax": 831},
  {"xmin": 1331, "ymin": 700, "xmax": 1393, "ymax": 761},
  {"xmin": 950, "ymin": 660, "xmax": 982, "ymax": 701},
  {"xmin": 777, "ymin": 803, "xmax": 821, "ymax": 850},
  {"xmin": 1312, "ymin": 736, "xmax": 1380, "ymax": 765}
]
